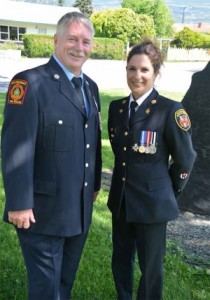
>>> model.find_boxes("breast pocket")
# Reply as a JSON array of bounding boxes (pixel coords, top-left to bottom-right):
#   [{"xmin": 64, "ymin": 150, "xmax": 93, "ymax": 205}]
[{"xmin": 43, "ymin": 113, "xmax": 74, "ymax": 151}]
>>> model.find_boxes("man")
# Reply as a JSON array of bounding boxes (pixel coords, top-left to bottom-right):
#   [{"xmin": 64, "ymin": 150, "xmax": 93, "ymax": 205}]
[{"xmin": 1, "ymin": 12, "xmax": 102, "ymax": 300}]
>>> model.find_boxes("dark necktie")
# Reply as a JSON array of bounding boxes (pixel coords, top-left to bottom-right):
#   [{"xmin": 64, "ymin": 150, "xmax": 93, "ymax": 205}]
[
  {"xmin": 72, "ymin": 77, "xmax": 85, "ymax": 111},
  {"xmin": 129, "ymin": 101, "xmax": 138, "ymax": 127}
]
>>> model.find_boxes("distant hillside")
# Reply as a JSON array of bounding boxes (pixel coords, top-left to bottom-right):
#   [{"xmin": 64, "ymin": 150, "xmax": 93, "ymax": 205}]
[
  {"xmin": 11, "ymin": 0, "xmax": 73, "ymax": 5},
  {"xmin": 11, "ymin": 0, "xmax": 210, "ymax": 23}
]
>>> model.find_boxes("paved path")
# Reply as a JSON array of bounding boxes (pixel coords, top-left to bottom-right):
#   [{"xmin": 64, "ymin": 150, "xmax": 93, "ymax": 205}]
[{"xmin": 0, "ymin": 57, "xmax": 208, "ymax": 94}]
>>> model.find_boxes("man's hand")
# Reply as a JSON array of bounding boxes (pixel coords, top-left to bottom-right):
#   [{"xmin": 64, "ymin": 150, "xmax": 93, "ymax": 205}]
[{"xmin": 8, "ymin": 209, "xmax": 36, "ymax": 229}]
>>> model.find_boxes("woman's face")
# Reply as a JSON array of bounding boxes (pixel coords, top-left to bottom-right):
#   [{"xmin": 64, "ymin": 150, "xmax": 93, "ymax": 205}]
[{"xmin": 126, "ymin": 54, "xmax": 158, "ymax": 100}]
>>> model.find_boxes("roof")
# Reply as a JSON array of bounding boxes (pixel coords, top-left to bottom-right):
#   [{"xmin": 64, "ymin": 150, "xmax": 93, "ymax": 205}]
[
  {"xmin": 0, "ymin": 0, "xmax": 80, "ymax": 26},
  {"xmin": 173, "ymin": 23, "xmax": 210, "ymax": 34}
]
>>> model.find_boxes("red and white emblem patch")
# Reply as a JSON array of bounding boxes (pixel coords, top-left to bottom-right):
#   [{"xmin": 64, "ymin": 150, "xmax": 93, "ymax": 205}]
[
  {"xmin": 175, "ymin": 109, "xmax": 191, "ymax": 131},
  {"xmin": 7, "ymin": 79, "xmax": 28, "ymax": 105}
]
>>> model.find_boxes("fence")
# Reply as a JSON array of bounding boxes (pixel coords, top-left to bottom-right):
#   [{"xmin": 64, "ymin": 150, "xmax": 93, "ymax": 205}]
[{"xmin": 167, "ymin": 47, "xmax": 210, "ymax": 61}]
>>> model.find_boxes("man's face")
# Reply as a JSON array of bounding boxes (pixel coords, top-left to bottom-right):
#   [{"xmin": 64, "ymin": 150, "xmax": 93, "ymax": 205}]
[{"xmin": 54, "ymin": 21, "xmax": 93, "ymax": 76}]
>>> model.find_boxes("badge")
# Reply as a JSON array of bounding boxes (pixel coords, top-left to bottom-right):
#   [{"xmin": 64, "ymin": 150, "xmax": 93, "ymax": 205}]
[
  {"xmin": 180, "ymin": 172, "xmax": 188, "ymax": 179},
  {"xmin": 8, "ymin": 79, "xmax": 28, "ymax": 105},
  {"xmin": 175, "ymin": 109, "xmax": 191, "ymax": 131},
  {"xmin": 54, "ymin": 74, "xmax": 60, "ymax": 79},
  {"xmin": 145, "ymin": 108, "xmax": 150, "ymax": 114}
]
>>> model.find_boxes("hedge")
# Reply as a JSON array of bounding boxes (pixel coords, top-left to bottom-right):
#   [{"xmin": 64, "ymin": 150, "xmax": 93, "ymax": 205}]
[{"xmin": 22, "ymin": 34, "xmax": 125, "ymax": 60}]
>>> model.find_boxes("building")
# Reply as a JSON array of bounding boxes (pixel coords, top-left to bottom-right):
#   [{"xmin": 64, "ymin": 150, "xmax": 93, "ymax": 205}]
[
  {"xmin": 173, "ymin": 23, "xmax": 210, "ymax": 34},
  {"xmin": 0, "ymin": 0, "xmax": 79, "ymax": 43}
]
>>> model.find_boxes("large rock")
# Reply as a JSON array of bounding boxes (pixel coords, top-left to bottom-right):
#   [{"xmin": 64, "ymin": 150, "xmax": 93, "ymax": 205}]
[{"xmin": 178, "ymin": 61, "xmax": 210, "ymax": 215}]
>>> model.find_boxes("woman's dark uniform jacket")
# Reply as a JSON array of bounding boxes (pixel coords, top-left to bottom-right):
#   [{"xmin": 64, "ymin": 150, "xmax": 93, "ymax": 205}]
[
  {"xmin": 108, "ymin": 89, "xmax": 196, "ymax": 223},
  {"xmin": 1, "ymin": 56, "xmax": 102, "ymax": 237}
]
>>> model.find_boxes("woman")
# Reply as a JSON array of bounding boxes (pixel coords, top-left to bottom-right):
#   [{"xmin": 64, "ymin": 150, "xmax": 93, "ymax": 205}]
[{"xmin": 107, "ymin": 40, "xmax": 196, "ymax": 300}]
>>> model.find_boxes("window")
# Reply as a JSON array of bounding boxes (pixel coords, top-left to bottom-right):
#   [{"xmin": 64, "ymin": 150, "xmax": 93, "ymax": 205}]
[
  {"xmin": 10, "ymin": 27, "xmax": 18, "ymax": 40},
  {"xmin": 0, "ymin": 26, "xmax": 9, "ymax": 40},
  {"xmin": 0, "ymin": 26, "xmax": 26, "ymax": 41},
  {"xmin": 19, "ymin": 27, "xmax": 26, "ymax": 41}
]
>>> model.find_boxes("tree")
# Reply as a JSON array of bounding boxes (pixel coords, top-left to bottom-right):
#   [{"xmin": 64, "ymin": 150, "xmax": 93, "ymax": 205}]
[
  {"xmin": 122, "ymin": 0, "xmax": 174, "ymax": 38},
  {"xmin": 73, "ymin": 0, "xmax": 93, "ymax": 17},
  {"xmin": 171, "ymin": 27, "xmax": 204, "ymax": 49},
  {"xmin": 91, "ymin": 8, "xmax": 155, "ymax": 45}
]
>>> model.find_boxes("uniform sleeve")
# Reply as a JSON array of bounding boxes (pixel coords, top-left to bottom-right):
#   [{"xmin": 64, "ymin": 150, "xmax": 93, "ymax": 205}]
[
  {"xmin": 165, "ymin": 102, "xmax": 197, "ymax": 197},
  {"xmin": 108, "ymin": 101, "xmax": 115, "ymax": 154},
  {"xmin": 1, "ymin": 75, "xmax": 38, "ymax": 211}
]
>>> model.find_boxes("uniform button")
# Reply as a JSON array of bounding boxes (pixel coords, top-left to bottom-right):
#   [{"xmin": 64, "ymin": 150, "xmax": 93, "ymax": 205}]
[
  {"xmin": 123, "ymin": 147, "xmax": 127, "ymax": 151},
  {"xmin": 122, "ymin": 177, "xmax": 125, "ymax": 181},
  {"xmin": 85, "ymin": 163, "xmax": 89, "ymax": 167},
  {"xmin": 58, "ymin": 120, "xmax": 63, "ymax": 125},
  {"xmin": 85, "ymin": 124, "xmax": 88, "ymax": 128},
  {"xmin": 124, "ymin": 131, "xmax": 128, "ymax": 136},
  {"xmin": 86, "ymin": 144, "xmax": 90, "ymax": 148},
  {"xmin": 122, "ymin": 162, "xmax": 126, "ymax": 166},
  {"xmin": 84, "ymin": 182, "xmax": 88, "ymax": 187}
]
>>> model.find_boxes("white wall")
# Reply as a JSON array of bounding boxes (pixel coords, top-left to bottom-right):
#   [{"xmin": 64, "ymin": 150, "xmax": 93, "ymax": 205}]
[{"xmin": 167, "ymin": 47, "xmax": 210, "ymax": 61}]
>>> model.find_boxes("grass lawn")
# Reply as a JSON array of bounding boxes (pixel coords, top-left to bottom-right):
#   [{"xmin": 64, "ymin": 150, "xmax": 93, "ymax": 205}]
[{"xmin": 0, "ymin": 90, "xmax": 210, "ymax": 299}]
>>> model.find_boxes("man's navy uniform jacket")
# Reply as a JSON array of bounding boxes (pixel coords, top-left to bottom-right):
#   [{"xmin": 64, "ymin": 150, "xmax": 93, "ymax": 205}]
[
  {"xmin": 108, "ymin": 89, "xmax": 196, "ymax": 223},
  {"xmin": 1, "ymin": 56, "xmax": 102, "ymax": 237}
]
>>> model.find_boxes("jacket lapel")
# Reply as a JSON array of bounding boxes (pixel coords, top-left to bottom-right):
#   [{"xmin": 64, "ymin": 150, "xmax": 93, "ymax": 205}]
[
  {"xmin": 48, "ymin": 57, "xmax": 86, "ymax": 116},
  {"xmin": 132, "ymin": 89, "xmax": 159, "ymax": 126},
  {"xmin": 118, "ymin": 96, "xmax": 130, "ymax": 129},
  {"xmin": 83, "ymin": 78, "xmax": 99, "ymax": 118}
]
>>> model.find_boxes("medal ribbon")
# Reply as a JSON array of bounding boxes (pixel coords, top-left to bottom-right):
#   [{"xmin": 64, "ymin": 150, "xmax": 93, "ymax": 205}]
[
  {"xmin": 152, "ymin": 132, "xmax": 156, "ymax": 145},
  {"xmin": 146, "ymin": 131, "xmax": 151, "ymax": 146},
  {"xmin": 140, "ymin": 131, "xmax": 146, "ymax": 146}
]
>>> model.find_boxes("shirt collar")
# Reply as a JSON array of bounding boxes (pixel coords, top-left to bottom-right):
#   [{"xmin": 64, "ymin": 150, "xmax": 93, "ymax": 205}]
[
  {"xmin": 129, "ymin": 87, "xmax": 154, "ymax": 107},
  {"xmin": 53, "ymin": 54, "xmax": 84, "ymax": 83}
]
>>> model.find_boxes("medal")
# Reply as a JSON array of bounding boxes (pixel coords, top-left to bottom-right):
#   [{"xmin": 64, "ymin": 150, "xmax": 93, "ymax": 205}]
[
  {"xmin": 145, "ymin": 146, "xmax": 150, "ymax": 154},
  {"xmin": 132, "ymin": 131, "xmax": 158, "ymax": 154},
  {"xmin": 150, "ymin": 144, "xmax": 157, "ymax": 154},
  {"xmin": 145, "ymin": 131, "xmax": 152, "ymax": 154},
  {"xmin": 132, "ymin": 143, "xmax": 139, "ymax": 152},
  {"xmin": 139, "ymin": 145, "xmax": 145, "ymax": 153},
  {"xmin": 139, "ymin": 131, "xmax": 146, "ymax": 153}
]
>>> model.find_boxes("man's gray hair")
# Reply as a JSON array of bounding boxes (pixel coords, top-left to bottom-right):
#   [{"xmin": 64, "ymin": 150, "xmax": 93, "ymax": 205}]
[{"xmin": 56, "ymin": 11, "xmax": 95, "ymax": 38}]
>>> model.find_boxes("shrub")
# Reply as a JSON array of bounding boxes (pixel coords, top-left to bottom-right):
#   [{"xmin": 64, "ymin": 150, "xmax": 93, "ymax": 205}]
[
  {"xmin": 91, "ymin": 38, "xmax": 125, "ymax": 60},
  {"xmin": 171, "ymin": 27, "xmax": 204, "ymax": 49},
  {"xmin": 23, "ymin": 34, "xmax": 54, "ymax": 57}
]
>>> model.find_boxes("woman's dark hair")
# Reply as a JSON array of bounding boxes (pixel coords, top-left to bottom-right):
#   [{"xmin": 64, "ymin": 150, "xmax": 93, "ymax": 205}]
[{"xmin": 127, "ymin": 39, "xmax": 164, "ymax": 73}]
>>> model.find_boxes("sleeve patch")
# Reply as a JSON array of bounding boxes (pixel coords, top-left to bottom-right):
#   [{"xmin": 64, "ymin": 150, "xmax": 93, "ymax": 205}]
[
  {"xmin": 175, "ymin": 109, "xmax": 191, "ymax": 131},
  {"xmin": 7, "ymin": 79, "xmax": 28, "ymax": 105}
]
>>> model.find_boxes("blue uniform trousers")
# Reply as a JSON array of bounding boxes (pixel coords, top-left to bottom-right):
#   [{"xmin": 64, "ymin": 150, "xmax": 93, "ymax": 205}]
[
  {"xmin": 16, "ymin": 229, "xmax": 88, "ymax": 300},
  {"xmin": 111, "ymin": 202, "xmax": 167, "ymax": 300}
]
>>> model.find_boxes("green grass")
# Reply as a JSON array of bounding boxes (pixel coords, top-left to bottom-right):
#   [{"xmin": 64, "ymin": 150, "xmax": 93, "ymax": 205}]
[{"xmin": 0, "ymin": 90, "xmax": 210, "ymax": 299}]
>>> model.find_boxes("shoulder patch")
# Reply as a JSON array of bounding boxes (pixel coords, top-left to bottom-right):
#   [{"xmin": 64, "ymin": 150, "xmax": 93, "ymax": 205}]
[
  {"xmin": 175, "ymin": 109, "xmax": 191, "ymax": 131},
  {"xmin": 7, "ymin": 79, "xmax": 28, "ymax": 105}
]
